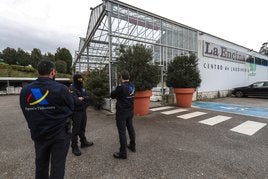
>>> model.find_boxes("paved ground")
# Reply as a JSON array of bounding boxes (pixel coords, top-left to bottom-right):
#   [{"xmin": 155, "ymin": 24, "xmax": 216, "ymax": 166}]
[{"xmin": 1, "ymin": 95, "xmax": 268, "ymax": 178}]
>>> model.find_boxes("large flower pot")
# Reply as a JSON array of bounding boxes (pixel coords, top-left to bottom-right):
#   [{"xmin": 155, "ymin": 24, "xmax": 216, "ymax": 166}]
[
  {"xmin": 174, "ymin": 88, "xmax": 195, "ymax": 108},
  {"xmin": 134, "ymin": 90, "xmax": 152, "ymax": 116}
]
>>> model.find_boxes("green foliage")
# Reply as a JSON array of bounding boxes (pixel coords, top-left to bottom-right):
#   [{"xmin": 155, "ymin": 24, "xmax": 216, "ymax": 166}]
[
  {"xmin": 0, "ymin": 63, "xmax": 10, "ymax": 69},
  {"xmin": 117, "ymin": 44, "xmax": 161, "ymax": 91},
  {"xmin": 43, "ymin": 52, "xmax": 55, "ymax": 62},
  {"xmin": 17, "ymin": 48, "xmax": 31, "ymax": 66},
  {"xmin": 2, "ymin": 47, "xmax": 17, "ymax": 65},
  {"xmin": 10, "ymin": 65, "xmax": 36, "ymax": 72},
  {"xmin": 85, "ymin": 69, "xmax": 109, "ymax": 110},
  {"xmin": 166, "ymin": 55, "xmax": 201, "ymax": 88},
  {"xmin": 55, "ymin": 47, "xmax": 72, "ymax": 74},
  {"xmin": 0, "ymin": 46, "xmax": 73, "ymax": 77},
  {"xmin": 55, "ymin": 60, "xmax": 67, "ymax": 73},
  {"xmin": 0, "ymin": 63, "xmax": 71, "ymax": 78},
  {"xmin": 30, "ymin": 48, "xmax": 42, "ymax": 69},
  {"xmin": 0, "ymin": 63, "xmax": 37, "ymax": 77},
  {"xmin": 56, "ymin": 73, "xmax": 71, "ymax": 78}
]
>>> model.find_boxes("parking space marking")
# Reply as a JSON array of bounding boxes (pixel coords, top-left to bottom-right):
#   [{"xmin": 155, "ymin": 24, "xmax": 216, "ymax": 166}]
[
  {"xmin": 192, "ymin": 101, "xmax": 268, "ymax": 119},
  {"xmin": 150, "ymin": 106, "xmax": 174, "ymax": 111},
  {"xmin": 199, "ymin": 115, "xmax": 232, "ymax": 126},
  {"xmin": 230, "ymin": 121, "xmax": 267, "ymax": 136},
  {"xmin": 161, "ymin": 109, "xmax": 188, "ymax": 115},
  {"xmin": 177, "ymin": 111, "xmax": 206, "ymax": 119}
]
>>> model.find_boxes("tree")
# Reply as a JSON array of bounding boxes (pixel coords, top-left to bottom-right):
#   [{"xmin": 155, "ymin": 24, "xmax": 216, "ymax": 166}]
[
  {"xmin": 55, "ymin": 47, "xmax": 72, "ymax": 73},
  {"xmin": 55, "ymin": 60, "xmax": 67, "ymax": 73},
  {"xmin": 17, "ymin": 48, "xmax": 31, "ymax": 66},
  {"xmin": 2, "ymin": 47, "xmax": 17, "ymax": 65},
  {"xmin": 259, "ymin": 42, "xmax": 268, "ymax": 55},
  {"xmin": 43, "ymin": 52, "xmax": 55, "ymax": 62},
  {"xmin": 117, "ymin": 44, "xmax": 161, "ymax": 91},
  {"xmin": 30, "ymin": 48, "xmax": 42, "ymax": 69}
]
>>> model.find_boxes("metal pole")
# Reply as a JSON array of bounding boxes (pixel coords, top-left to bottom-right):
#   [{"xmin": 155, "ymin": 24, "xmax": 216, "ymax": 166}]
[
  {"xmin": 107, "ymin": 0, "xmax": 113, "ymax": 112},
  {"xmin": 108, "ymin": 2, "xmax": 112, "ymax": 94},
  {"xmin": 161, "ymin": 65, "xmax": 164, "ymax": 96},
  {"xmin": 87, "ymin": 46, "xmax": 90, "ymax": 71}
]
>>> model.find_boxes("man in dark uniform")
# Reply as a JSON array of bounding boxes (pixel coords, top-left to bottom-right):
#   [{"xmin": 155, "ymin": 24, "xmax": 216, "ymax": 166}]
[
  {"xmin": 111, "ymin": 70, "xmax": 136, "ymax": 159},
  {"xmin": 69, "ymin": 74, "xmax": 93, "ymax": 156},
  {"xmin": 19, "ymin": 60, "xmax": 74, "ymax": 179}
]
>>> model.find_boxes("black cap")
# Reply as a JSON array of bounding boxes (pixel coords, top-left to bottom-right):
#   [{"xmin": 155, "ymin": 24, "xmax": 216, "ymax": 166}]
[{"xmin": 73, "ymin": 74, "xmax": 83, "ymax": 81}]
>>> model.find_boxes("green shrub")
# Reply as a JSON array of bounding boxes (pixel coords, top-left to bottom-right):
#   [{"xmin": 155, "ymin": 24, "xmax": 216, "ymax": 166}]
[
  {"xmin": 85, "ymin": 69, "xmax": 109, "ymax": 110},
  {"xmin": 116, "ymin": 44, "xmax": 161, "ymax": 91},
  {"xmin": 166, "ymin": 55, "xmax": 201, "ymax": 88},
  {"xmin": 10, "ymin": 65, "xmax": 36, "ymax": 73}
]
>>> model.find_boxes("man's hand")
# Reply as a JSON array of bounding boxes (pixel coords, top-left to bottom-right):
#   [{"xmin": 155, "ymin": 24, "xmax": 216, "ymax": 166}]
[{"xmin": 78, "ymin": 97, "xmax": 84, "ymax": 101}]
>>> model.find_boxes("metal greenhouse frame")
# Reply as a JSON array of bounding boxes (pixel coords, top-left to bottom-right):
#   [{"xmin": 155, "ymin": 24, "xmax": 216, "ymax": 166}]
[{"xmin": 74, "ymin": 0, "xmax": 199, "ymax": 92}]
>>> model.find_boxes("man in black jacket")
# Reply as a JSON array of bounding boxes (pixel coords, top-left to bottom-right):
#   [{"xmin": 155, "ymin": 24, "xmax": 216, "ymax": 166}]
[
  {"xmin": 20, "ymin": 60, "xmax": 74, "ymax": 179},
  {"xmin": 69, "ymin": 74, "xmax": 93, "ymax": 156},
  {"xmin": 111, "ymin": 70, "xmax": 136, "ymax": 159}
]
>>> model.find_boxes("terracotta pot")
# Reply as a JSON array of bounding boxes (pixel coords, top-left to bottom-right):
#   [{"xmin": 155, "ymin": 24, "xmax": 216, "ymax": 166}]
[
  {"xmin": 174, "ymin": 88, "xmax": 195, "ymax": 108},
  {"xmin": 134, "ymin": 90, "xmax": 152, "ymax": 116}
]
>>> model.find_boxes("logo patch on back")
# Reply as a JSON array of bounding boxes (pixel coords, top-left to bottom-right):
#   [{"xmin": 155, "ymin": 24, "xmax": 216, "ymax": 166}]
[{"xmin": 27, "ymin": 88, "xmax": 49, "ymax": 106}]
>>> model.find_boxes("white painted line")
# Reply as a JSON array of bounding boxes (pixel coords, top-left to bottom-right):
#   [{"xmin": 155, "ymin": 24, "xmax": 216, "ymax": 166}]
[
  {"xmin": 161, "ymin": 109, "xmax": 188, "ymax": 115},
  {"xmin": 177, "ymin": 111, "xmax": 206, "ymax": 119},
  {"xmin": 230, "ymin": 121, "xmax": 266, "ymax": 136},
  {"xmin": 150, "ymin": 106, "xmax": 174, "ymax": 111},
  {"xmin": 199, "ymin": 115, "xmax": 231, "ymax": 126}
]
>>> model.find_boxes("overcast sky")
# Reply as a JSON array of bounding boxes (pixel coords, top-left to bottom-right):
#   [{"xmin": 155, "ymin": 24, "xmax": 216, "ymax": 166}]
[{"xmin": 0, "ymin": 0, "xmax": 267, "ymax": 57}]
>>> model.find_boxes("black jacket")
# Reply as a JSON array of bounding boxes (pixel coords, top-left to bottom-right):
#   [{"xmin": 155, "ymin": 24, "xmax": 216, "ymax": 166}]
[
  {"xmin": 19, "ymin": 77, "xmax": 74, "ymax": 141},
  {"xmin": 69, "ymin": 84, "xmax": 90, "ymax": 111},
  {"xmin": 111, "ymin": 82, "xmax": 135, "ymax": 115}
]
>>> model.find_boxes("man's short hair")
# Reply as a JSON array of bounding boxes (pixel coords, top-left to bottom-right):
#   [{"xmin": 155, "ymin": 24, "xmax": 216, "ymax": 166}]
[
  {"xmin": 121, "ymin": 70, "xmax": 130, "ymax": 80},
  {"xmin": 37, "ymin": 60, "xmax": 56, "ymax": 75}
]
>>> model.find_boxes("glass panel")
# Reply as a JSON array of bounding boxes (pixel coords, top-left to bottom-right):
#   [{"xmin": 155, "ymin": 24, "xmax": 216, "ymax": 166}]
[
  {"xmin": 161, "ymin": 22, "xmax": 167, "ymax": 45},
  {"xmin": 166, "ymin": 23, "xmax": 172, "ymax": 47},
  {"xmin": 172, "ymin": 25, "xmax": 178, "ymax": 47},
  {"xmin": 153, "ymin": 45, "xmax": 161, "ymax": 65},
  {"xmin": 183, "ymin": 28, "xmax": 189, "ymax": 50},
  {"xmin": 178, "ymin": 26, "xmax": 183, "ymax": 48},
  {"xmin": 255, "ymin": 57, "xmax": 262, "ymax": 65},
  {"xmin": 154, "ymin": 19, "xmax": 161, "ymax": 44},
  {"xmin": 262, "ymin": 59, "xmax": 268, "ymax": 66}
]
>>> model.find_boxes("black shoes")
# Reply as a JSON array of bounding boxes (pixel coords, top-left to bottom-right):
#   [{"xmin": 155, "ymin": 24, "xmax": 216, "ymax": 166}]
[
  {"xmin": 127, "ymin": 145, "xmax": 136, "ymax": 152},
  {"xmin": 71, "ymin": 140, "xmax": 93, "ymax": 156},
  {"xmin": 72, "ymin": 146, "xmax": 81, "ymax": 156},
  {"xmin": 81, "ymin": 141, "xmax": 94, "ymax": 148},
  {"xmin": 113, "ymin": 152, "xmax": 127, "ymax": 159}
]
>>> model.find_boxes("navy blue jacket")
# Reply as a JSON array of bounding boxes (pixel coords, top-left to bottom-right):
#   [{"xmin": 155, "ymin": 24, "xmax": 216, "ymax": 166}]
[
  {"xmin": 20, "ymin": 77, "xmax": 74, "ymax": 141},
  {"xmin": 111, "ymin": 82, "xmax": 135, "ymax": 115},
  {"xmin": 69, "ymin": 84, "xmax": 90, "ymax": 111}
]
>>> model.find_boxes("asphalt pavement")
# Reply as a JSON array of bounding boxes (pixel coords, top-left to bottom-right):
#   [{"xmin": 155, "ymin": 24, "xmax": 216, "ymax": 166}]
[{"xmin": 1, "ymin": 95, "xmax": 268, "ymax": 178}]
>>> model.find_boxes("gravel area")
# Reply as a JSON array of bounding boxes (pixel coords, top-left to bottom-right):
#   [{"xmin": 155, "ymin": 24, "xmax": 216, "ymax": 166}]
[{"xmin": 1, "ymin": 95, "xmax": 268, "ymax": 178}]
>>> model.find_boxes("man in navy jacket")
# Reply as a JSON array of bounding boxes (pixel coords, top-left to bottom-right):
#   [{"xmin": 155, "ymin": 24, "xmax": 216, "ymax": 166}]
[
  {"xmin": 69, "ymin": 74, "xmax": 93, "ymax": 156},
  {"xmin": 111, "ymin": 70, "xmax": 136, "ymax": 159},
  {"xmin": 20, "ymin": 60, "xmax": 74, "ymax": 179}
]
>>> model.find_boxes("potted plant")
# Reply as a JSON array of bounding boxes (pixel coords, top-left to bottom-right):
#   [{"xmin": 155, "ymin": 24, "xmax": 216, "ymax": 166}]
[
  {"xmin": 117, "ymin": 44, "xmax": 161, "ymax": 115},
  {"xmin": 166, "ymin": 54, "xmax": 201, "ymax": 107}
]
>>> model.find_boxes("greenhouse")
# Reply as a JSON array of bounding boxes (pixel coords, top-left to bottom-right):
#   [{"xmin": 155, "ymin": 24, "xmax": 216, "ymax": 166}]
[
  {"xmin": 74, "ymin": 0, "xmax": 198, "ymax": 91},
  {"xmin": 74, "ymin": 0, "xmax": 268, "ymax": 100}
]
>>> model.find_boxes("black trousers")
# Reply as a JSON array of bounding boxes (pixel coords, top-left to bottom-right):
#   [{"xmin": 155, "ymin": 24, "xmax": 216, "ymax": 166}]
[
  {"xmin": 71, "ymin": 110, "xmax": 87, "ymax": 146},
  {"xmin": 34, "ymin": 130, "xmax": 70, "ymax": 179},
  {"xmin": 116, "ymin": 112, "xmax": 136, "ymax": 155}
]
